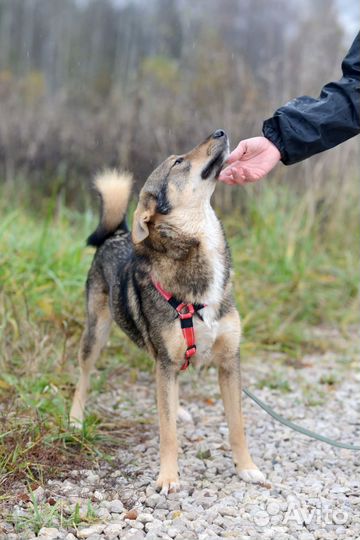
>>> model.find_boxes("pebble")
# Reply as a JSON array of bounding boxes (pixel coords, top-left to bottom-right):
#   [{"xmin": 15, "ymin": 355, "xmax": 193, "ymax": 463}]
[
  {"xmin": 93, "ymin": 490, "xmax": 105, "ymax": 501},
  {"xmin": 144, "ymin": 518, "xmax": 163, "ymax": 532},
  {"xmin": 129, "ymin": 521, "xmax": 144, "ymax": 531},
  {"xmin": 146, "ymin": 494, "xmax": 167, "ymax": 508},
  {"xmin": 108, "ymin": 499, "xmax": 124, "ymax": 513},
  {"xmin": 166, "ymin": 527, "xmax": 178, "ymax": 538},
  {"xmin": 299, "ymin": 533, "xmax": 315, "ymax": 540},
  {"xmin": 122, "ymin": 530, "xmax": 145, "ymax": 540},
  {"xmin": 125, "ymin": 509, "xmax": 138, "ymax": 520},
  {"xmin": 77, "ymin": 525, "xmax": 105, "ymax": 538},
  {"xmin": 103, "ymin": 523, "xmax": 124, "ymax": 538},
  {"xmin": 97, "ymin": 507, "xmax": 111, "ymax": 520},
  {"xmin": 138, "ymin": 513, "xmax": 154, "ymax": 523},
  {"xmin": 32, "ymin": 486, "xmax": 45, "ymax": 502},
  {"xmin": 37, "ymin": 528, "xmax": 61, "ymax": 539},
  {"xmin": 218, "ymin": 506, "xmax": 239, "ymax": 517},
  {"xmin": 86, "ymin": 471, "xmax": 99, "ymax": 483}
]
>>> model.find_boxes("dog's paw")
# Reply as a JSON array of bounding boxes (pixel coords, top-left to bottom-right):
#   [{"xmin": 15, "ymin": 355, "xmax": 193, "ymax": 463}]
[
  {"xmin": 70, "ymin": 420, "xmax": 83, "ymax": 430},
  {"xmin": 156, "ymin": 474, "xmax": 180, "ymax": 496},
  {"xmin": 69, "ymin": 402, "xmax": 84, "ymax": 429},
  {"xmin": 238, "ymin": 467, "xmax": 266, "ymax": 484},
  {"xmin": 177, "ymin": 406, "xmax": 193, "ymax": 423},
  {"xmin": 69, "ymin": 415, "xmax": 83, "ymax": 430}
]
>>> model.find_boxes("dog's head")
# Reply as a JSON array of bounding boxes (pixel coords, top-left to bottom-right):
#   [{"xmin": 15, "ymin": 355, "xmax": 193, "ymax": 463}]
[{"xmin": 132, "ymin": 130, "xmax": 229, "ymax": 245}]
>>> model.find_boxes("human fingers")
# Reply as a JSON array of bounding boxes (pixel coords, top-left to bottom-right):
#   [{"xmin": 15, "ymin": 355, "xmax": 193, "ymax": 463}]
[
  {"xmin": 220, "ymin": 155, "xmax": 248, "ymax": 180},
  {"xmin": 219, "ymin": 165, "xmax": 234, "ymax": 179},
  {"xmin": 218, "ymin": 172, "xmax": 236, "ymax": 184},
  {"xmin": 229, "ymin": 166, "xmax": 247, "ymax": 184}
]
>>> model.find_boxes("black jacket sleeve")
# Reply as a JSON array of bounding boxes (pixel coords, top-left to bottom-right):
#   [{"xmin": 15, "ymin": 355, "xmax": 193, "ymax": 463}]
[{"xmin": 262, "ymin": 32, "xmax": 360, "ymax": 165}]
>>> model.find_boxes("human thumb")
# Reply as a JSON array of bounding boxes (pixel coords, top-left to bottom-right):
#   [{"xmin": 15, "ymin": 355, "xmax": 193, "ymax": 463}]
[{"xmin": 226, "ymin": 140, "xmax": 247, "ymax": 165}]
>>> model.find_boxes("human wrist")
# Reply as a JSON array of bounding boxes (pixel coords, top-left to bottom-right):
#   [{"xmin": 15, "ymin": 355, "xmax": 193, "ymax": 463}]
[
  {"xmin": 266, "ymin": 138, "xmax": 281, "ymax": 161},
  {"xmin": 262, "ymin": 119, "xmax": 286, "ymax": 163}
]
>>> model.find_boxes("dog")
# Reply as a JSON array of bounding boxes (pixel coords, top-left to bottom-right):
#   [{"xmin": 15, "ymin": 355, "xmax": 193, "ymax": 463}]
[{"xmin": 70, "ymin": 129, "xmax": 265, "ymax": 493}]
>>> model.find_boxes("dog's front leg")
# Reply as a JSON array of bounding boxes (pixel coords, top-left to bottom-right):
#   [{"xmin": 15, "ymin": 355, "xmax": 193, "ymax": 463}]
[
  {"xmin": 214, "ymin": 309, "xmax": 265, "ymax": 484},
  {"xmin": 155, "ymin": 359, "xmax": 180, "ymax": 494},
  {"xmin": 218, "ymin": 360, "xmax": 265, "ymax": 484}
]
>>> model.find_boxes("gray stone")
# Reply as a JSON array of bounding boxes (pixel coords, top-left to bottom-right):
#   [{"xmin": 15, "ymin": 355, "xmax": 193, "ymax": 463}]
[
  {"xmin": 217, "ymin": 506, "xmax": 238, "ymax": 517},
  {"xmin": 122, "ymin": 530, "xmax": 145, "ymax": 540},
  {"xmin": 103, "ymin": 523, "xmax": 125, "ymax": 539},
  {"xmin": 37, "ymin": 528, "xmax": 60, "ymax": 539},
  {"xmin": 166, "ymin": 527, "xmax": 178, "ymax": 539},
  {"xmin": 109, "ymin": 499, "xmax": 124, "ymax": 513},
  {"xmin": 97, "ymin": 507, "xmax": 111, "ymax": 520},
  {"xmin": 144, "ymin": 519, "xmax": 163, "ymax": 532},
  {"xmin": 93, "ymin": 490, "xmax": 105, "ymax": 501},
  {"xmin": 32, "ymin": 486, "xmax": 45, "ymax": 502},
  {"xmin": 298, "ymin": 533, "xmax": 314, "ymax": 540},
  {"xmin": 77, "ymin": 525, "xmax": 105, "ymax": 538},
  {"xmin": 152, "ymin": 509, "xmax": 169, "ymax": 520},
  {"xmin": 138, "ymin": 513, "xmax": 154, "ymax": 523},
  {"xmin": 146, "ymin": 494, "xmax": 167, "ymax": 509},
  {"xmin": 130, "ymin": 521, "xmax": 145, "ymax": 530}
]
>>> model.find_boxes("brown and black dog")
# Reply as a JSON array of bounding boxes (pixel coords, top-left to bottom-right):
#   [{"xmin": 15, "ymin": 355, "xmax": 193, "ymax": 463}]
[{"xmin": 70, "ymin": 130, "xmax": 265, "ymax": 493}]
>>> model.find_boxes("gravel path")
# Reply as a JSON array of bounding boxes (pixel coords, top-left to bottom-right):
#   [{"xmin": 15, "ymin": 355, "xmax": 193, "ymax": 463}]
[{"xmin": 4, "ymin": 329, "xmax": 360, "ymax": 540}]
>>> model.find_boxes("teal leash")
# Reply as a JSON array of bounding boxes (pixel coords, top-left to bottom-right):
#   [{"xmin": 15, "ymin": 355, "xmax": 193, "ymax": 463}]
[{"xmin": 243, "ymin": 388, "xmax": 360, "ymax": 451}]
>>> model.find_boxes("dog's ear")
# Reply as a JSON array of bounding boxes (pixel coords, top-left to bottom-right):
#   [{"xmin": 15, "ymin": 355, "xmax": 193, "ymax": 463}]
[{"xmin": 132, "ymin": 195, "xmax": 156, "ymax": 244}]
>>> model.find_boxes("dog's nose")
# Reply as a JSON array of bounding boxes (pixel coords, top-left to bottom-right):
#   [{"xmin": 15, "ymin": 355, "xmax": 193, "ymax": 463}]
[{"xmin": 213, "ymin": 129, "xmax": 226, "ymax": 139}]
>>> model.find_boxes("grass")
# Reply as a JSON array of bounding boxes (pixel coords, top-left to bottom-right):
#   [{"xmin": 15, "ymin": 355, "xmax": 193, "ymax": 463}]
[
  {"xmin": 13, "ymin": 492, "xmax": 98, "ymax": 535},
  {"xmin": 256, "ymin": 371, "xmax": 292, "ymax": 393},
  {"xmin": 226, "ymin": 181, "xmax": 359, "ymax": 356},
  {"xmin": 0, "ymin": 177, "xmax": 359, "ymax": 506}
]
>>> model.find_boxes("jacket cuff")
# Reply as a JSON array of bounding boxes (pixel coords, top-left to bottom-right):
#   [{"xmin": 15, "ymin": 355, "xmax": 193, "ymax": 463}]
[{"xmin": 262, "ymin": 118, "xmax": 289, "ymax": 165}]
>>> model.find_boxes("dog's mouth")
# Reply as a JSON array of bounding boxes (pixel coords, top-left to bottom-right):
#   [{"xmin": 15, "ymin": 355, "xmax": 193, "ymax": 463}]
[{"xmin": 201, "ymin": 138, "xmax": 229, "ymax": 181}]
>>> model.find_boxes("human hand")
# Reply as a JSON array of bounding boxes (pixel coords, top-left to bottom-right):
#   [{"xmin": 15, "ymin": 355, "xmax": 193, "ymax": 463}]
[{"xmin": 219, "ymin": 136, "xmax": 281, "ymax": 184}]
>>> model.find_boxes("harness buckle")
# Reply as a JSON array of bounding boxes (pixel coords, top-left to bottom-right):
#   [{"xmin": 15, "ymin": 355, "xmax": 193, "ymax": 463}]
[
  {"xmin": 176, "ymin": 303, "xmax": 195, "ymax": 319},
  {"xmin": 185, "ymin": 345, "xmax": 197, "ymax": 358}
]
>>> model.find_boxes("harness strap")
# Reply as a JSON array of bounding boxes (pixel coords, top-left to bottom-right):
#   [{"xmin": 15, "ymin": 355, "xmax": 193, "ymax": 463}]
[{"xmin": 152, "ymin": 279, "xmax": 205, "ymax": 370}]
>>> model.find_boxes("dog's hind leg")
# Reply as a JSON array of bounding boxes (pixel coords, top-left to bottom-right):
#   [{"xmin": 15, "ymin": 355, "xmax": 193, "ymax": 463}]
[
  {"xmin": 70, "ymin": 279, "xmax": 112, "ymax": 427},
  {"xmin": 175, "ymin": 379, "xmax": 193, "ymax": 423},
  {"xmin": 156, "ymin": 359, "xmax": 180, "ymax": 494}
]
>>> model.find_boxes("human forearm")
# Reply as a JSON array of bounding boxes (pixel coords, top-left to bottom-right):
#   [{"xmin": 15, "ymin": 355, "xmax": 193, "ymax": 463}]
[{"xmin": 263, "ymin": 33, "xmax": 360, "ymax": 165}]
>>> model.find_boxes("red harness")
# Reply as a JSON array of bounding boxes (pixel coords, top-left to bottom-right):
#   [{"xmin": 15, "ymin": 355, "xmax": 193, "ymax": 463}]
[{"xmin": 152, "ymin": 279, "xmax": 205, "ymax": 371}]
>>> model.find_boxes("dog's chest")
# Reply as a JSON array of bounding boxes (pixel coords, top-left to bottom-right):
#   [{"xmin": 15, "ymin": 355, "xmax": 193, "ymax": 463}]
[
  {"xmin": 190, "ymin": 209, "xmax": 225, "ymax": 363},
  {"xmin": 163, "ymin": 205, "xmax": 227, "ymax": 366},
  {"xmin": 192, "ymin": 206, "xmax": 226, "ymax": 311}
]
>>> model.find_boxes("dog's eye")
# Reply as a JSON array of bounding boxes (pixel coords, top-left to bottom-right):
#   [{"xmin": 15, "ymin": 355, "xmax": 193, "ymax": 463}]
[{"xmin": 174, "ymin": 157, "xmax": 184, "ymax": 166}]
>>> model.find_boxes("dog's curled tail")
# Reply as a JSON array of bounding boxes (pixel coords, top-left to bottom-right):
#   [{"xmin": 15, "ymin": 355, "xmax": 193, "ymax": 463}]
[{"xmin": 87, "ymin": 169, "xmax": 133, "ymax": 247}]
